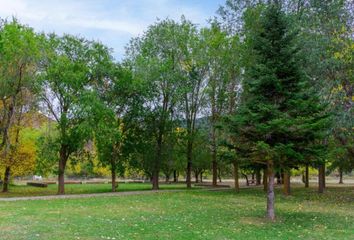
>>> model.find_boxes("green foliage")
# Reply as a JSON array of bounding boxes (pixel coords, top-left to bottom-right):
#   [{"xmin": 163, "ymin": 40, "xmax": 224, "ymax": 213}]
[
  {"xmin": 0, "ymin": 18, "xmax": 43, "ymax": 98},
  {"xmin": 230, "ymin": 4, "xmax": 330, "ymax": 170},
  {"xmin": 0, "ymin": 1, "xmax": 353, "ymax": 193},
  {"xmin": 0, "ymin": 19, "xmax": 44, "ymax": 189},
  {"xmin": 40, "ymin": 34, "xmax": 96, "ymax": 153},
  {"xmin": 35, "ymin": 128, "xmax": 59, "ymax": 177},
  {"xmin": 125, "ymin": 17, "xmax": 202, "ymax": 184},
  {"xmin": 37, "ymin": 34, "xmax": 114, "ymax": 185}
]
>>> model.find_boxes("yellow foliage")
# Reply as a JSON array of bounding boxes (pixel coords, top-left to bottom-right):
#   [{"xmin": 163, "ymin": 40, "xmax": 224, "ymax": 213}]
[
  {"xmin": 0, "ymin": 131, "xmax": 36, "ymax": 177},
  {"xmin": 291, "ymin": 166, "xmax": 317, "ymax": 176},
  {"xmin": 92, "ymin": 157, "xmax": 111, "ymax": 177},
  {"xmin": 72, "ymin": 164, "xmax": 82, "ymax": 174},
  {"xmin": 180, "ymin": 60, "xmax": 192, "ymax": 72},
  {"xmin": 123, "ymin": 163, "xmax": 144, "ymax": 178},
  {"xmin": 66, "ymin": 154, "xmax": 111, "ymax": 177}
]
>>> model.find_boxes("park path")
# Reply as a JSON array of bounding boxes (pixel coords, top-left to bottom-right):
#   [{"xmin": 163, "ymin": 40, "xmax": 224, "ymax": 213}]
[{"xmin": 0, "ymin": 188, "xmax": 231, "ymax": 202}]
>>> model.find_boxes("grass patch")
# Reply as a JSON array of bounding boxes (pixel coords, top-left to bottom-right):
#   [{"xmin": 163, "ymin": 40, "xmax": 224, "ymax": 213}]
[
  {"xmin": 0, "ymin": 186, "xmax": 353, "ymax": 239},
  {"xmin": 0, "ymin": 183, "xmax": 190, "ymax": 198}
]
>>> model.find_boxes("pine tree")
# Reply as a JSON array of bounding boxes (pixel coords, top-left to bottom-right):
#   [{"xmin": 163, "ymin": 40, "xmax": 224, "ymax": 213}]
[{"xmin": 231, "ymin": 3, "xmax": 329, "ymax": 221}]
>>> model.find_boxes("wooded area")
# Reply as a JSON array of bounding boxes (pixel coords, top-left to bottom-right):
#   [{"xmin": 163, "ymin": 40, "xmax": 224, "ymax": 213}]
[{"xmin": 0, "ymin": 0, "xmax": 353, "ymax": 222}]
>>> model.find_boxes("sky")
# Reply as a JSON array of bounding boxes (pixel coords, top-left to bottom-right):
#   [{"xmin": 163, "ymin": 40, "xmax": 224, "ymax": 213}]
[{"xmin": 0, "ymin": 0, "xmax": 225, "ymax": 60}]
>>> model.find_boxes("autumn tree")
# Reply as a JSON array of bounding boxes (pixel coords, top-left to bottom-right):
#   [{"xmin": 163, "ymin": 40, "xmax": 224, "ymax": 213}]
[
  {"xmin": 0, "ymin": 19, "xmax": 43, "ymax": 192},
  {"xmin": 0, "ymin": 127, "xmax": 37, "ymax": 188}
]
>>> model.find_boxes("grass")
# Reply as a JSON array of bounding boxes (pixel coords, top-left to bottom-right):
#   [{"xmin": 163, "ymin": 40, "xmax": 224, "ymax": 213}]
[
  {"xmin": 0, "ymin": 185, "xmax": 353, "ymax": 239},
  {"xmin": 0, "ymin": 183, "xmax": 190, "ymax": 198}
]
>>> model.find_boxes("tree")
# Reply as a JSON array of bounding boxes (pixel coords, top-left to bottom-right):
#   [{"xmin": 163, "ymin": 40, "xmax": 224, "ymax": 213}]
[
  {"xmin": 91, "ymin": 64, "xmax": 145, "ymax": 192},
  {"xmin": 125, "ymin": 18, "xmax": 189, "ymax": 190},
  {"xmin": 328, "ymin": 135, "xmax": 353, "ymax": 184},
  {"xmin": 93, "ymin": 105, "xmax": 123, "ymax": 192},
  {"xmin": 39, "ymin": 34, "xmax": 109, "ymax": 194},
  {"xmin": 201, "ymin": 23, "xmax": 233, "ymax": 186},
  {"xmin": 192, "ymin": 131, "xmax": 211, "ymax": 183},
  {"xmin": 176, "ymin": 20, "xmax": 208, "ymax": 188},
  {"xmin": 327, "ymin": 27, "xmax": 354, "ymax": 183},
  {"xmin": 217, "ymin": 0, "xmax": 354, "ymax": 194},
  {"xmin": 0, "ymin": 19, "xmax": 43, "ymax": 192},
  {"xmin": 295, "ymin": 1, "xmax": 353, "ymax": 192},
  {"xmin": 231, "ymin": 3, "xmax": 329, "ymax": 220}
]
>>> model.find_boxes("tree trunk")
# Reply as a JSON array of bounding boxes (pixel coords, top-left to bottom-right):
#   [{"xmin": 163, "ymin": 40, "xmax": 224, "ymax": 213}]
[
  {"xmin": 323, "ymin": 165, "xmax": 326, "ymax": 189},
  {"xmin": 280, "ymin": 169, "xmax": 284, "ymax": 184},
  {"xmin": 1, "ymin": 96, "xmax": 17, "ymax": 153},
  {"xmin": 152, "ymin": 131, "xmax": 163, "ymax": 190},
  {"xmin": 58, "ymin": 158, "xmax": 66, "ymax": 195},
  {"xmin": 165, "ymin": 173, "xmax": 170, "ymax": 183},
  {"xmin": 194, "ymin": 171, "xmax": 199, "ymax": 183},
  {"xmin": 211, "ymin": 116, "xmax": 218, "ymax": 186},
  {"xmin": 58, "ymin": 145, "xmax": 68, "ymax": 195},
  {"xmin": 256, "ymin": 169, "xmax": 261, "ymax": 185},
  {"xmin": 1, "ymin": 97, "xmax": 17, "ymax": 194},
  {"xmin": 152, "ymin": 169, "xmax": 159, "ymax": 190},
  {"xmin": 233, "ymin": 161, "xmax": 239, "ymax": 191},
  {"xmin": 305, "ymin": 164, "xmax": 309, "ymax": 188},
  {"xmin": 186, "ymin": 162, "xmax": 192, "ymax": 188},
  {"xmin": 200, "ymin": 171, "xmax": 203, "ymax": 183},
  {"xmin": 110, "ymin": 158, "xmax": 117, "ymax": 192},
  {"xmin": 339, "ymin": 168, "xmax": 343, "ymax": 184},
  {"xmin": 318, "ymin": 164, "xmax": 325, "ymax": 193},
  {"xmin": 283, "ymin": 170, "xmax": 291, "ymax": 196},
  {"xmin": 186, "ymin": 140, "xmax": 193, "ymax": 188},
  {"xmin": 251, "ymin": 173, "xmax": 255, "ymax": 184},
  {"xmin": 173, "ymin": 170, "xmax": 178, "ymax": 182},
  {"xmin": 266, "ymin": 161, "xmax": 276, "ymax": 221},
  {"xmin": 276, "ymin": 171, "xmax": 281, "ymax": 185},
  {"xmin": 212, "ymin": 153, "xmax": 217, "ymax": 186},
  {"xmin": 111, "ymin": 169, "xmax": 117, "ymax": 192},
  {"xmin": 218, "ymin": 167, "xmax": 222, "ymax": 183},
  {"xmin": 2, "ymin": 167, "xmax": 10, "ymax": 193},
  {"xmin": 58, "ymin": 160, "xmax": 65, "ymax": 195},
  {"xmin": 243, "ymin": 173, "xmax": 249, "ymax": 186},
  {"xmin": 263, "ymin": 168, "xmax": 268, "ymax": 192}
]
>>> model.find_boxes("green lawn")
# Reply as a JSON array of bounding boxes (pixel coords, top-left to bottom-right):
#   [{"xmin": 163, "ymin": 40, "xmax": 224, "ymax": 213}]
[
  {"xmin": 0, "ymin": 186, "xmax": 353, "ymax": 240},
  {"xmin": 0, "ymin": 183, "xmax": 190, "ymax": 198}
]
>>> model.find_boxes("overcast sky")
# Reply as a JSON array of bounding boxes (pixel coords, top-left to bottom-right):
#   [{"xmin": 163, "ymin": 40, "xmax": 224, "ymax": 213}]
[{"xmin": 0, "ymin": 0, "xmax": 225, "ymax": 60}]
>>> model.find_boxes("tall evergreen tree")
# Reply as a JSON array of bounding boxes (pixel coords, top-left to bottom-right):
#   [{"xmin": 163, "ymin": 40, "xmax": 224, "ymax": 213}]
[{"xmin": 230, "ymin": 3, "xmax": 329, "ymax": 220}]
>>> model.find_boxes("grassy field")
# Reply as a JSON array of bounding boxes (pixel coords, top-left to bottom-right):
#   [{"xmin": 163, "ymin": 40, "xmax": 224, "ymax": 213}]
[
  {"xmin": 0, "ymin": 185, "xmax": 353, "ymax": 240},
  {"xmin": 0, "ymin": 183, "xmax": 191, "ymax": 198}
]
